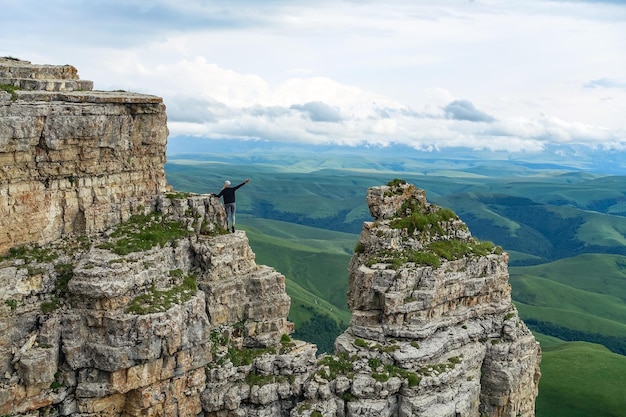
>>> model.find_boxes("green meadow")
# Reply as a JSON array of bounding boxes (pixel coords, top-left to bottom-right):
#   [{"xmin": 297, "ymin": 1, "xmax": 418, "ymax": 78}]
[
  {"xmin": 511, "ymin": 253, "xmax": 626, "ymax": 355},
  {"xmin": 536, "ymin": 341, "xmax": 626, "ymax": 417},
  {"xmin": 165, "ymin": 142, "xmax": 626, "ymax": 415}
]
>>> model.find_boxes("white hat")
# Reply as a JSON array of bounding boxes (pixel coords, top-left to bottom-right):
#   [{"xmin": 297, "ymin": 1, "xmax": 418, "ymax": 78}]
[{"xmin": 224, "ymin": 180, "xmax": 231, "ymax": 186}]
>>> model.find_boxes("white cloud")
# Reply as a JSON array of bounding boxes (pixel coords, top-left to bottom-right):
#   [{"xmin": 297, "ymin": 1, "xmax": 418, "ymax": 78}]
[{"xmin": 1, "ymin": 0, "xmax": 625, "ymax": 153}]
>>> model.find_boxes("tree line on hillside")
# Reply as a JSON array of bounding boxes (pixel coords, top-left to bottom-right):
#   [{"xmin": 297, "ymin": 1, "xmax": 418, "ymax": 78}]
[
  {"xmin": 291, "ymin": 309, "xmax": 348, "ymax": 354},
  {"xmin": 525, "ymin": 319, "xmax": 626, "ymax": 355},
  {"xmin": 252, "ymin": 200, "xmax": 363, "ymax": 234}
]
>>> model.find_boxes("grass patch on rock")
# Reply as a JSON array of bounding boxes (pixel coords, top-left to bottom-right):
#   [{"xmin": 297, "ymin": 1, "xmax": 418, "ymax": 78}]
[
  {"xmin": 366, "ymin": 239, "xmax": 501, "ymax": 270},
  {"xmin": 98, "ymin": 212, "xmax": 190, "ymax": 255},
  {"xmin": 0, "ymin": 84, "xmax": 19, "ymax": 100},
  {"xmin": 428, "ymin": 239, "xmax": 501, "ymax": 261},
  {"xmin": 126, "ymin": 274, "xmax": 197, "ymax": 314},
  {"xmin": 366, "ymin": 248, "xmax": 442, "ymax": 269},
  {"xmin": 165, "ymin": 191, "xmax": 194, "ymax": 199},
  {"xmin": 391, "ymin": 201, "xmax": 459, "ymax": 236},
  {"xmin": 316, "ymin": 352, "xmax": 357, "ymax": 381},
  {"xmin": 1, "ymin": 244, "xmax": 58, "ymax": 263},
  {"xmin": 227, "ymin": 345, "xmax": 276, "ymax": 367},
  {"xmin": 371, "ymin": 364, "xmax": 421, "ymax": 387}
]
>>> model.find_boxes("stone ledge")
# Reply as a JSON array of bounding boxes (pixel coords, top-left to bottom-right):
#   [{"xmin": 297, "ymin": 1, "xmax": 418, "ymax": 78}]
[
  {"xmin": 0, "ymin": 77, "xmax": 94, "ymax": 92},
  {"xmin": 11, "ymin": 90, "xmax": 163, "ymax": 104},
  {"xmin": 0, "ymin": 58, "xmax": 79, "ymax": 80}
]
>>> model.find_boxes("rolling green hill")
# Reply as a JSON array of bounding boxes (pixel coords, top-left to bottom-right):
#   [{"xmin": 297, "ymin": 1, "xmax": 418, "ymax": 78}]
[
  {"xmin": 511, "ymin": 254, "xmax": 626, "ymax": 354},
  {"xmin": 435, "ymin": 192, "xmax": 626, "ymax": 264},
  {"xmin": 536, "ymin": 341, "xmax": 626, "ymax": 417},
  {"xmin": 239, "ymin": 217, "xmax": 355, "ymax": 314},
  {"xmin": 511, "ymin": 254, "xmax": 626, "ymax": 300}
]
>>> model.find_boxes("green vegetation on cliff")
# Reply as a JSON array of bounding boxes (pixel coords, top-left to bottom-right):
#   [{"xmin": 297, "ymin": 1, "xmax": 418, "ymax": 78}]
[
  {"xmin": 97, "ymin": 212, "xmax": 189, "ymax": 255},
  {"xmin": 0, "ymin": 84, "xmax": 19, "ymax": 100}
]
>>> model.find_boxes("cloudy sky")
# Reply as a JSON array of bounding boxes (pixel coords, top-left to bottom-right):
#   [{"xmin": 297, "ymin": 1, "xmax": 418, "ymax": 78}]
[{"xmin": 1, "ymin": 0, "xmax": 625, "ymax": 152}]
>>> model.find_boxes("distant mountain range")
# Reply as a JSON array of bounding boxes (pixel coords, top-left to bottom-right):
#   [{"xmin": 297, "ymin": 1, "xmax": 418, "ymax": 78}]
[{"xmin": 167, "ymin": 136, "xmax": 626, "ymax": 176}]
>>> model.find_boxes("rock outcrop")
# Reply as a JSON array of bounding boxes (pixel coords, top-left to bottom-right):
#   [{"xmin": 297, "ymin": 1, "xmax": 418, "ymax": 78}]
[
  {"xmin": 298, "ymin": 181, "xmax": 542, "ymax": 416},
  {"xmin": 0, "ymin": 57, "xmax": 168, "ymax": 255},
  {"xmin": 0, "ymin": 59, "xmax": 540, "ymax": 416}
]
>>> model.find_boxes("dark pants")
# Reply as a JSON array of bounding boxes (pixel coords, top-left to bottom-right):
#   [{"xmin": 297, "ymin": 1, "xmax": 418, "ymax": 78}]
[{"xmin": 224, "ymin": 202, "xmax": 236, "ymax": 226}]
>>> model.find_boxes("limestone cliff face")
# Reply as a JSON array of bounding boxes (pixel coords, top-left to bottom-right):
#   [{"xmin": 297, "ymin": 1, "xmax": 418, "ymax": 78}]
[
  {"xmin": 0, "ymin": 59, "xmax": 540, "ymax": 417},
  {"xmin": 0, "ymin": 57, "xmax": 168, "ymax": 255}
]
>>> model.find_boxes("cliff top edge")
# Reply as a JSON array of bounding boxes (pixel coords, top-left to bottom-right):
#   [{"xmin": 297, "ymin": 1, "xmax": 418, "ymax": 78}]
[{"xmin": 0, "ymin": 57, "xmax": 161, "ymax": 103}]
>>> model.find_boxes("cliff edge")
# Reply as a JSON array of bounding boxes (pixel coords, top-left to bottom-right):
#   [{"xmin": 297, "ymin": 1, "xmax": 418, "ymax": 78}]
[{"xmin": 0, "ymin": 59, "xmax": 540, "ymax": 416}]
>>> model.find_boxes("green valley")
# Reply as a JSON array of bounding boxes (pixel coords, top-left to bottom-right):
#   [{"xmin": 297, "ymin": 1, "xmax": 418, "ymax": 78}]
[{"xmin": 165, "ymin": 139, "xmax": 626, "ymax": 416}]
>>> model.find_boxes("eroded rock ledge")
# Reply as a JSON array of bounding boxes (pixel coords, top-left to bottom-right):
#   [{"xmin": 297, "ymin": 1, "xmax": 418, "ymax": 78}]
[{"xmin": 0, "ymin": 59, "xmax": 540, "ymax": 417}]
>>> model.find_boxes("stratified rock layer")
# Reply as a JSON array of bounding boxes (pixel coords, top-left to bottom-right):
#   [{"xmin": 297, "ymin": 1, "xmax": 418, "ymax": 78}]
[
  {"xmin": 0, "ymin": 191, "xmax": 299, "ymax": 416},
  {"xmin": 0, "ymin": 57, "xmax": 168, "ymax": 255},
  {"xmin": 0, "ymin": 59, "xmax": 540, "ymax": 417}
]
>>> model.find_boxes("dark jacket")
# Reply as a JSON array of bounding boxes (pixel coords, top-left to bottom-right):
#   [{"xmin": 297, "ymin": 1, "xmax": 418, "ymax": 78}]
[{"xmin": 215, "ymin": 182, "xmax": 246, "ymax": 204}]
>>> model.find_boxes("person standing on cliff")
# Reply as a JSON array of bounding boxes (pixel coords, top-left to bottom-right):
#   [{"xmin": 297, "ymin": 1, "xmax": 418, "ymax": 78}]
[{"xmin": 211, "ymin": 179, "xmax": 250, "ymax": 232}]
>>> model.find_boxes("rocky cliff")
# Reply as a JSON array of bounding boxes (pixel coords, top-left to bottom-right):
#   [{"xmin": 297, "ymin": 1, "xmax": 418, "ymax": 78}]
[
  {"xmin": 0, "ymin": 57, "xmax": 168, "ymax": 255},
  {"xmin": 0, "ymin": 59, "xmax": 540, "ymax": 416}
]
